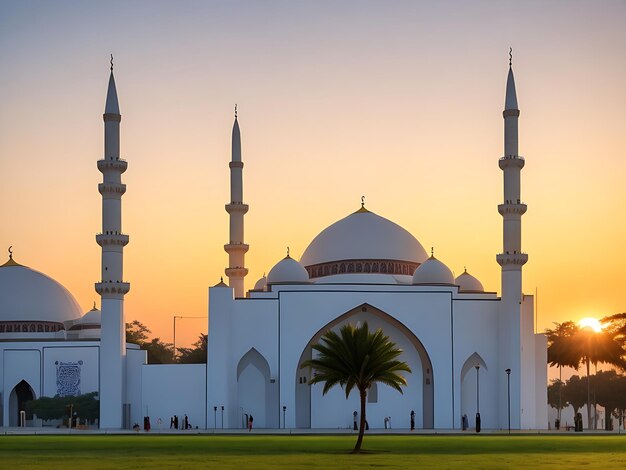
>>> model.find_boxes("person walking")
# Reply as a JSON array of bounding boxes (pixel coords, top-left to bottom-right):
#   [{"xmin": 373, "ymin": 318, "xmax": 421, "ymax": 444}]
[
  {"xmin": 248, "ymin": 415, "xmax": 254, "ymax": 431},
  {"xmin": 410, "ymin": 410, "xmax": 415, "ymax": 431}
]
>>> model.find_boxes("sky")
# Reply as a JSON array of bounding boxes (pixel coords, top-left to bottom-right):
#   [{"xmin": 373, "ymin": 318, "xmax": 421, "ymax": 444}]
[{"xmin": 1, "ymin": 1, "xmax": 625, "ymax": 348}]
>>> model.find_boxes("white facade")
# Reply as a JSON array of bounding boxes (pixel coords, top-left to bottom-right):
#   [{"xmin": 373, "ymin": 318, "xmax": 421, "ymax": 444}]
[{"xmin": 0, "ymin": 59, "xmax": 547, "ymax": 431}]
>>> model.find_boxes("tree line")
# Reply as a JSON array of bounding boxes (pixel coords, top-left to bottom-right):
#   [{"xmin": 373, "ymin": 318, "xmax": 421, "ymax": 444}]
[
  {"xmin": 126, "ymin": 320, "xmax": 207, "ymax": 364},
  {"xmin": 545, "ymin": 313, "xmax": 626, "ymax": 429}
]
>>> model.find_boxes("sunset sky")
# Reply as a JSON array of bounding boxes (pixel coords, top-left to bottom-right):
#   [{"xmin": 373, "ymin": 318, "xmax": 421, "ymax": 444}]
[{"xmin": 1, "ymin": 1, "xmax": 625, "ymax": 348}]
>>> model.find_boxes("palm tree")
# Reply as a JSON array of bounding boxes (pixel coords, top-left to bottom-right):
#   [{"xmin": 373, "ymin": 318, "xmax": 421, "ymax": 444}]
[
  {"xmin": 545, "ymin": 321, "xmax": 581, "ymax": 422},
  {"xmin": 301, "ymin": 322, "xmax": 411, "ymax": 453}
]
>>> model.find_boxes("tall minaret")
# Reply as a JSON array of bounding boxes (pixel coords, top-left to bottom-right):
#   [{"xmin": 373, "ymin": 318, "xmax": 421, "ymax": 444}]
[
  {"xmin": 95, "ymin": 57, "xmax": 130, "ymax": 429},
  {"xmin": 496, "ymin": 51, "xmax": 528, "ymax": 429},
  {"xmin": 224, "ymin": 105, "xmax": 249, "ymax": 298}
]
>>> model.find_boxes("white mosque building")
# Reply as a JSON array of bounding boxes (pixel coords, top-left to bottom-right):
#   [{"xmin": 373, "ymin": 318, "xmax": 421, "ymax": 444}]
[{"xmin": 0, "ymin": 58, "xmax": 548, "ymax": 430}]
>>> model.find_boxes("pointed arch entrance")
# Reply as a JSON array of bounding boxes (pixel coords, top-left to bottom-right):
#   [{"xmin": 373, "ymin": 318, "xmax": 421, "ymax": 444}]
[
  {"xmin": 460, "ymin": 352, "xmax": 487, "ymax": 428},
  {"xmin": 9, "ymin": 380, "xmax": 36, "ymax": 427},
  {"xmin": 236, "ymin": 348, "xmax": 278, "ymax": 428},
  {"xmin": 296, "ymin": 303, "xmax": 434, "ymax": 429}
]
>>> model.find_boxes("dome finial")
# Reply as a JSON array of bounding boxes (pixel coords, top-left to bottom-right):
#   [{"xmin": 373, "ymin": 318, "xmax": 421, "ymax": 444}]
[
  {"xmin": 8, "ymin": 245, "xmax": 13, "ymax": 260},
  {"xmin": 431, "ymin": 247, "xmax": 434, "ymax": 258},
  {"xmin": 509, "ymin": 47, "xmax": 512, "ymax": 68},
  {"xmin": 464, "ymin": 266, "xmax": 467, "ymax": 273},
  {"xmin": 361, "ymin": 195, "xmax": 365, "ymax": 208},
  {"xmin": 220, "ymin": 276, "xmax": 224, "ymax": 282},
  {"xmin": 234, "ymin": 103, "xmax": 237, "ymax": 120},
  {"xmin": 110, "ymin": 54, "xmax": 114, "ymax": 72},
  {"xmin": 287, "ymin": 246, "xmax": 290, "ymax": 258}
]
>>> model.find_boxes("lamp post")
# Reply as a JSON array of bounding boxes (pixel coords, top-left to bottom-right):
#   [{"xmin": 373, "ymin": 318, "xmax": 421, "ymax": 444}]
[
  {"xmin": 213, "ymin": 406, "xmax": 217, "ymax": 429},
  {"xmin": 221, "ymin": 405, "xmax": 224, "ymax": 429},
  {"xmin": 173, "ymin": 315, "xmax": 208, "ymax": 361},
  {"xmin": 283, "ymin": 406, "xmax": 287, "ymax": 429},
  {"xmin": 475, "ymin": 364, "xmax": 481, "ymax": 433},
  {"xmin": 505, "ymin": 368, "xmax": 511, "ymax": 434}
]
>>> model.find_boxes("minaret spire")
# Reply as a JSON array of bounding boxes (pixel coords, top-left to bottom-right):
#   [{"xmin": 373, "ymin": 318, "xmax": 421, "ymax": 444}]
[
  {"xmin": 496, "ymin": 54, "xmax": 528, "ymax": 430},
  {"xmin": 224, "ymin": 106, "xmax": 249, "ymax": 297},
  {"xmin": 95, "ymin": 59, "xmax": 130, "ymax": 429}
]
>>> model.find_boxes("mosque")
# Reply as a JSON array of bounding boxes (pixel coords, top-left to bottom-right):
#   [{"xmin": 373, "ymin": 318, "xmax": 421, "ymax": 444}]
[{"xmin": 0, "ymin": 58, "xmax": 548, "ymax": 430}]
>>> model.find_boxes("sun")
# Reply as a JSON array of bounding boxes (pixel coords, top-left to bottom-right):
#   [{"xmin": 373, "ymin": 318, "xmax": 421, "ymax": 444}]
[{"xmin": 578, "ymin": 317, "xmax": 603, "ymax": 333}]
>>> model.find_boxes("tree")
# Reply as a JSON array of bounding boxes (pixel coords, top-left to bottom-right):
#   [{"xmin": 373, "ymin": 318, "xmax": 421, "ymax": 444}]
[
  {"xmin": 563, "ymin": 375, "xmax": 587, "ymax": 417},
  {"xmin": 595, "ymin": 370, "xmax": 621, "ymax": 430},
  {"xmin": 126, "ymin": 320, "xmax": 150, "ymax": 344},
  {"xmin": 545, "ymin": 321, "xmax": 581, "ymax": 421},
  {"xmin": 125, "ymin": 320, "xmax": 174, "ymax": 364},
  {"xmin": 177, "ymin": 333, "xmax": 207, "ymax": 364},
  {"xmin": 547, "ymin": 379, "xmax": 568, "ymax": 421},
  {"xmin": 601, "ymin": 313, "xmax": 626, "ymax": 370},
  {"xmin": 301, "ymin": 322, "xmax": 410, "ymax": 453},
  {"xmin": 25, "ymin": 392, "xmax": 99, "ymax": 425}
]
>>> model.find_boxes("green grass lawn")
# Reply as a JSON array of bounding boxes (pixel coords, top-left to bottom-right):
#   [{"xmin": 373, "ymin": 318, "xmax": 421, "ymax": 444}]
[{"xmin": 1, "ymin": 434, "xmax": 625, "ymax": 469}]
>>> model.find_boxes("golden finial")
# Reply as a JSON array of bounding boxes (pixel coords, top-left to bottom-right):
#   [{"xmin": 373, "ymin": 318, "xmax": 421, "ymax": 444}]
[
  {"xmin": 234, "ymin": 103, "xmax": 238, "ymax": 119},
  {"xmin": 220, "ymin": 276, "xmax": 224, "ymax": 282},
  {"xmin": 287, "ymin": 246, "xmax": 290, "ymax": 258},
  {"xmin": 431, "ymin": 247, "xmax": 434, "ymax": 258},
  {"xmin": 361, "ymin": 196, "xmax": 365, "ymax": 208},
  {"xmin": 93, "ymin": 301, "xmax": 97, "ymax": 310},
  {"xmin": 509, "ymin": 48, "xmax": 512, "ymax": 67},
  {"xmin": 2, "ymin": 246, "xmax": 21, "ymax": 267},
  {"xmin": 110, "ymin": 54, "xmax": 114, "ymax": 72},
  {"xmin": 464, "ymin": 266, "xmax": 467, "ymax": 273}
]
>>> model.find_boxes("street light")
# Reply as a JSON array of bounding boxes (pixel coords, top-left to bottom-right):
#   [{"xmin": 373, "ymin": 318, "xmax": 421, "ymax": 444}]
[
  {"xmin": 475, "ymin": 364, "xmax": 481, "ymax": 433},
  {"xmin": 505, "ymin": 368, "xmax": 511, "ymax": 434},
  {"xmin": 213, "ymin": 406, "xmax": 217, "ymax": 429},
  {"xmin": 173, "ymin": 315, "xmax": 208, "ymax": 360},
  {"xmin": 221, "ymin": 405, "xmax": 224, "ymax": 429},
  {"xmin": 283, "ymin": 405, "xmax": 287, "ymax": 429}
]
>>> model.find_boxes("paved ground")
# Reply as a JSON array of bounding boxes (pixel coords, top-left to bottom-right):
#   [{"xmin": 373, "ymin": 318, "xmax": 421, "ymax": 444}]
[{"xmin": 2, "ymin": 426, "xmax": 624, "ymax": 436}]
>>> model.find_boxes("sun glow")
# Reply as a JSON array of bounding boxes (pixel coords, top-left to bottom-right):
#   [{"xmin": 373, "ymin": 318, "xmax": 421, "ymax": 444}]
[{"xmin": 578, "ymin": 317, "xmax": 603, "ymax": 333}]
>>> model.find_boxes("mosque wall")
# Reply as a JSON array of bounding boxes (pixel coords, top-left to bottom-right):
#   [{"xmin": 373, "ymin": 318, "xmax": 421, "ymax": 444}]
[
  {"xmin": 452, "ymin": 298, "xmax": 500, "ymax": 429},
  {"xmin": 277, "ymin": 288, "xmax": 457, "ymax": 429},
  {"xmin": 42, "ymin": 346, "xmax": 99, "ymax": 398},
  {"xmin": 141, "ymin": 363, "xmax": 206, "ymax": 430}
]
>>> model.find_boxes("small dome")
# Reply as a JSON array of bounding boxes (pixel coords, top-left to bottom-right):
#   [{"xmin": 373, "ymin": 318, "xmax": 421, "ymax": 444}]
[
  {"xmin": 253, "ymin": 275, "xmax": 267, "ymax": 291},
  {"xmin": 267, "ymin": 256, "xmax": 309, "ymax": 284},
  {"xmin": 455, "ymin": 270, "xmax": 484, "ymax": 293},
  {"xmin": 78, "ymin": 305, "xmax": 101, "ymax": 326},
  {"xmin": 412, "ymin": 255, "xmax": 455, "ymax": 285},
  {"xmin": 0, "ymin": 257, "xmax": 83, "ymax": 327}
]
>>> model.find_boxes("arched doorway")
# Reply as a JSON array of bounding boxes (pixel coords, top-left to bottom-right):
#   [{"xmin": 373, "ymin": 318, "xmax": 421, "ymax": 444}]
[
  {"xmin": 296, "ymin": 303, "xmax": 434, "ymax": 429},
  {"xmin": 236, "ymin": 348, "xmax": 277, "ymax": 428},
  {"xmin": 460, "ymin": 352, "xmax": 488, "ymax": 429},
  {"xmin": 9, "ymin": 380, "xmax": 35, "ymax": 427}
]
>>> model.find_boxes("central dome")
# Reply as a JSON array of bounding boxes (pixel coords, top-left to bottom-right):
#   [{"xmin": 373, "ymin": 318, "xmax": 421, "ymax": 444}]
[{"xmin": 300, "ymin": 207, "xmax": 428, "ymax": 279}]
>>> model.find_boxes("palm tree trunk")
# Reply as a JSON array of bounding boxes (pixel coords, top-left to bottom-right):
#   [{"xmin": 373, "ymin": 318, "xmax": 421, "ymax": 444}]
[
  {"xmin": 586, "ymin": 356, "xmax": 591, "ymax": 430},
  {"xmin": 558, "ymin": 366, "xmax": 562, "ymax": 421},
  {"xmin": 352, "ymin": 388, "xmax": 367, "ymax": 453}
]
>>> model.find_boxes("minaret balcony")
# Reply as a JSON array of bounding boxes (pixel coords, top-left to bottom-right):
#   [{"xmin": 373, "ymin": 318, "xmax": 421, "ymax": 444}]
[
  {"xmin": 225, "ymin": 267, "xmax": 249, "ymax": 278},
  {"xmin": 96, "ymin": 233, "xmax": 129, "ymax": 247},
  {"xmin": 499, "ymin": 155, "xmax": 525, "ymax": 170},
  {"xmin": 498, "ymin": 202, "xmax": 527, "ymax": 216},
  {"xmin": 224, "ymin": 243, "xmax": 249, "ymax": 254},
  {"xmin": 496, "ymin": 252, "xmax": 528, "ymax": 267},
  {"xmin": 95, "ymin": 281, "xmax": 130, "ymax": 298},
  {"xmin": 225, "ymin": 202, "xmax": 249, "ymax": 214},
  {"xmin": 97, "ymin": 158, "xmax": 128, "ymax": 173},
  {"xmin": 98, "ymin": 182, "xmax": 126, "ymax": 196}
]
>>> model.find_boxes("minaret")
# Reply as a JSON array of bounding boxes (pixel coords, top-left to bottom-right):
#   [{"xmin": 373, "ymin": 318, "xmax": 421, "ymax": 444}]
[
  {"xmin": 496, "ymin": 51, "xmax": 528, "ymax": 429},
  {"xmin": 224, "ymin": 105, "xmax": 249, "ymax": 298},
  {"xmin": 497, "ymin": 52, "xmax": 528, "ymax": 301},
  {"xmin": 95, "ymin": 57, "xmax": 130, "ymax": 429}
]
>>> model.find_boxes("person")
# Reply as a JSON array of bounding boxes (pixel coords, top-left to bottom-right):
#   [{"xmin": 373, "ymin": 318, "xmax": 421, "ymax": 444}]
[
  {"xmin": 184, "ymin": 415, "xmax": 189, "ymax": 430},
  {"xmin": 248, "ymin": 415, "xmax": 254, "ymax": 431},
  {"xmin": 462, "ymin": 414, "xmax": 468, "ymax": 431},
  {"xmin": 410, "ymin": 410, "xmax": 415, "ymax": 431},
  {"xmin": 353, "ymin": 411, "xmax": 358, "ymax": 431},
  {"xmin": 174, "ymin": 415, "xmax": 179, "ymax": 430},
  {"xmin": 170, "ymin": 416, "xmax": 174, "ymax": 429}
]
